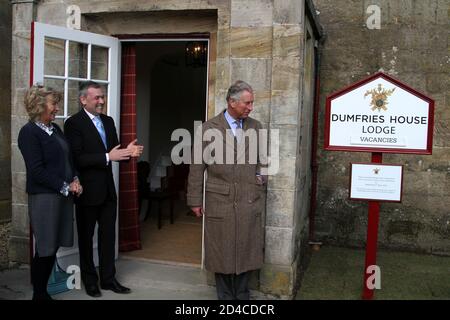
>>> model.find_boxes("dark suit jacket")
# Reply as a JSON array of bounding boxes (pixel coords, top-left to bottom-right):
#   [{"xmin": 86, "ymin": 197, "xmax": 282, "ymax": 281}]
[
  {"xmin": 64, "ymin": 110, "xmax": 119, "ymax": 206},
  {"xmin": 18, "ymin": 121, "xmax": 77, "ymax": 194}
]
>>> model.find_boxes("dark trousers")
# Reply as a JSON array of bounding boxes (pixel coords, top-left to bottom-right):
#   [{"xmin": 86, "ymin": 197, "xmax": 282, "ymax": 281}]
[
  {"xmin": 215, "ymin": 272, "xmax": 251, "ymax": 300},
  {"xmin": 76, "ymin": 199, "xmax": 117, "ymax": 286},
  {"xmin": 31, "ymin": 252, "xmax": 56, "ymax": 300}
]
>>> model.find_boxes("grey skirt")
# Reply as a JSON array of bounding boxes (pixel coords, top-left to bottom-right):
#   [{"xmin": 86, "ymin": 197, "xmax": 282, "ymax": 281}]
[{"xmin": 28, "ymin": 193, "xmax": 74, "ymax": 257}]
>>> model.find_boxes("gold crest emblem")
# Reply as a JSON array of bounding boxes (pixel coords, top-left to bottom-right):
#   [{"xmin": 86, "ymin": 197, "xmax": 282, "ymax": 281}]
[{"xmin": 364, "ymin": 84, "xmax": 396, "ymax": 112}]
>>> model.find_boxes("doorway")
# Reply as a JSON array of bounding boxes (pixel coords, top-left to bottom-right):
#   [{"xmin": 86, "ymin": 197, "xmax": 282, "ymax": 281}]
[{"xmin": 121, "ymin": 40, "xmax": 208, "ymax": 266}]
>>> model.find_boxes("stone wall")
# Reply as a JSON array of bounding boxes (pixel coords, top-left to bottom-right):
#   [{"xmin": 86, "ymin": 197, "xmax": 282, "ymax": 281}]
[
  {"xmin": 313, "ymin": 0, "xmax": 450, "ymax": 254},
  {"xmin": 9, "ymin": 0, "xmax": 35, "ymax": 264},
  {"xmin": 0, "ymin": 0, "xmax": 12, "ymax": 224},
  {"xmin": 0, "ymin": 0, "xmax": 12, "ymax": 270}
]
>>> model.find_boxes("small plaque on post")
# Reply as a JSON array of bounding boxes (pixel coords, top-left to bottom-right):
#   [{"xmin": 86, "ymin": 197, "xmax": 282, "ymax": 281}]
[{"xmin": 349, "ymin": 163, "xmax": 403, "ymax": 202}]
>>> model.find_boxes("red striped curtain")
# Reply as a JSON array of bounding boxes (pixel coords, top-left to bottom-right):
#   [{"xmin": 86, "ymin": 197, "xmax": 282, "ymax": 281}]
[{"xmin": 119, "ymin": 43, "xmax": 141, "ymax": 251}]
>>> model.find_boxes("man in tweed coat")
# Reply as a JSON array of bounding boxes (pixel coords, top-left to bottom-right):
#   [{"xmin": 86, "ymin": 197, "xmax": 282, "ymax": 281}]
[{"xmin": 187, "ymin": 80, "xmax": 266, "ymax": 300}]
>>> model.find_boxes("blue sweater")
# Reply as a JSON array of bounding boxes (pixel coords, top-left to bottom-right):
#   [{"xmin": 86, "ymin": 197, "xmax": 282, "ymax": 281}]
[{"xmin": 18, "ymin": 121, "xmax": 77, "ymax": 195}]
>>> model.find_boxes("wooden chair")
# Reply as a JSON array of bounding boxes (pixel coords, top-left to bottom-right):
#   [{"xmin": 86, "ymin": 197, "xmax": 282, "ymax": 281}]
[
  {"xmin": 138, "ymin": 162, "xmax": 189, "ymax": 229},
  {"xmin": 145, "ymin": 176, "xmax": 175, "ymax": 229}
]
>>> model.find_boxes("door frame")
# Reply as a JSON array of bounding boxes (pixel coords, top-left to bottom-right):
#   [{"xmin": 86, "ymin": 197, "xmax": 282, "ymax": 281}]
[{"xmin": 118, "ymin": 34, "xmax": 211, "ymax": 269}]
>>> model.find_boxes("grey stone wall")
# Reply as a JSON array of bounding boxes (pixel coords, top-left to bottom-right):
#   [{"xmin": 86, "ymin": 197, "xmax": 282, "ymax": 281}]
[
  {"xmin": 9, "ymin": 0, "xmax": 35, "ymax": 264},
  {"xmin": 313, "ymin": 0, "xmax": 450, "ymax": 254},
  {"xmin": 259, "ymin": 0, "xmax": 315, "ymax": 298},
  {"xmin": 0, "ymin": 0, "xmax": 12, "ymax": 270},
  {"xmin": 0, "ymin": 0, "xmax": 12, "ymax": 224}
]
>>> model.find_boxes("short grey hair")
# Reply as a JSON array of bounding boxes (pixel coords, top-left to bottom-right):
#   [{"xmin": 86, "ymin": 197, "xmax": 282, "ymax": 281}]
[
  {"xmin": 226, "ymin": 80, "xmax": 253, "ymax": 102},
  {"xmin": 78, "ymin": 81, "xmax": 103, "ymax": 99}
]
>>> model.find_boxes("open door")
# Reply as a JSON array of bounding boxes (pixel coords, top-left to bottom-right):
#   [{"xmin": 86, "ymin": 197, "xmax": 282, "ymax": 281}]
[{"xmin": 31, "ymin": 22, "xmax": 121, "ymax": 269}]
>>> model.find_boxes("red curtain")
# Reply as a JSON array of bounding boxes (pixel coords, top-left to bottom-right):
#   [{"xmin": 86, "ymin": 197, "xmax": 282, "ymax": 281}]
[{"xmin": 119, "ymin": 43, "xmax": 141, "ymax": 251}]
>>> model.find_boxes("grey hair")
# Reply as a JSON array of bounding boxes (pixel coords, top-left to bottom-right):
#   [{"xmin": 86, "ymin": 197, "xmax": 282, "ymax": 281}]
[
  {"xmin": 226, "ymin": 80, "xmax": 253, "ymax": 102},
  {"xmin": 78, "ymin": 81, "xmax": 103, "ymax": 99}
]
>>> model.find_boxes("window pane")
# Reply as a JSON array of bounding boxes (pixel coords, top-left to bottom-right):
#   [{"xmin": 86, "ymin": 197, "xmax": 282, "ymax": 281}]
[
  {"xmin": 44, "ymin": 37, "xmax": 65, "ymax": 76},
  {"xmin": 43, "ymin": 78, "xmax": 65, "ymax": 96},
  {"xmin": 91, "ymin": 46, "xmax": 109, "ymax": 80},
  {"xmin": 69, "ymin": 41, "xmax": 88, "ymax": 78},
  {"xmin": 68, "ymin": 80, "xmax": 86, "ymax": 116},
  {"xmin": 43, "ymin": 78, "xmax": 65, "ymax": 116}
]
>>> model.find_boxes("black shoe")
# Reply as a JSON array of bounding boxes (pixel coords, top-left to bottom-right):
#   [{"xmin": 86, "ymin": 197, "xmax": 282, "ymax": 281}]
[
  {"xmin": 84, "ymin": 283, "xmax": 102, "ymax": 298},
  {"xmin": 100, "ymin": 279, "xmax": 131, "ymax": 294}
]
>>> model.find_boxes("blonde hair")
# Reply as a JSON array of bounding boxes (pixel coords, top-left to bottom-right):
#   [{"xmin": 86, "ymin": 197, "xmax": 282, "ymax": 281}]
[{"xmin": 24, "ymin": 85, "xmax": 63, "ymax": 121}]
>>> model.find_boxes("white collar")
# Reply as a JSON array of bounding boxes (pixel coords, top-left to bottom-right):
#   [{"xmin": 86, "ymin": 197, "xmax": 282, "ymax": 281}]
[
  {"xmin": 34, "ymin": 121, "xmax": 54, "ymax": 136},
  {"xmin": 83, "ymin": 108, "xmax": 98, "ymax": 121},
  {"xmin": 224, "ymin": 110, "xmax": 242, "ymax": 127}
]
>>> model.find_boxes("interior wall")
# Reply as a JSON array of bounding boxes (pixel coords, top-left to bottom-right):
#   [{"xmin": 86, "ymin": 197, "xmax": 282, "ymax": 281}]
[{"xmin": 136, "ymin": 42, "xmax": 207, "ymax": 171}]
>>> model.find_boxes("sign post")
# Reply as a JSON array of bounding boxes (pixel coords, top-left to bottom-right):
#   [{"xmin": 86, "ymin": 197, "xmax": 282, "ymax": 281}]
[
  {"xmin": 349, "ymin": 159, "xmax": 404, "ymax": 298},
  {"xmin": 324, "ymin": 72, "xmax": 434, "ymax": 300},
  {"xmin": 363, "ymin": 153, "xmax": 382, "ymax": 300}
]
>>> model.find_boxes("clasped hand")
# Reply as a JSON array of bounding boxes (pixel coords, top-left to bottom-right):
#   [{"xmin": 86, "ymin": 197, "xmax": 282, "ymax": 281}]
[{"xmin": 69, "ymin": 178, "xmax": 83, "ymax": 196}]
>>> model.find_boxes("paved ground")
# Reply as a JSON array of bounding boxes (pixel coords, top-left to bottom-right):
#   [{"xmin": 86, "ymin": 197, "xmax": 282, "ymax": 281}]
[
  {"xmin": 0, "ymin": 257, "xmax": 275, "ymax": 300},
  {"xmin": 295, "ymin": 246, "xmax": 450, "ymax": 300},
  {"xmin": 1, "ymin": 246, "xmax": 448, "ymax": 300}
]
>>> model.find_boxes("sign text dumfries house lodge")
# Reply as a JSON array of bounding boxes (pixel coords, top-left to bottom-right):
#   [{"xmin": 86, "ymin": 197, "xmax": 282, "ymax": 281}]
[{"xmin": 325, "ymin": 72, "xmax": 434, "ymax": 154}]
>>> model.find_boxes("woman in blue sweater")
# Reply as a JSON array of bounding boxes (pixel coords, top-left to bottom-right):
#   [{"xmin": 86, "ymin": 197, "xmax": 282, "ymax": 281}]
[{"xmin": 18, "ymin": 85, "xmax": 82, "ymax": 300}]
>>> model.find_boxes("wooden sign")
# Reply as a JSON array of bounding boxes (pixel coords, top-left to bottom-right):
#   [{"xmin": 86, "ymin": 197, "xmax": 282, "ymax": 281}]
[{"xmin": 325, "ymin": 72, "xmax": 434, "ymax": 154}]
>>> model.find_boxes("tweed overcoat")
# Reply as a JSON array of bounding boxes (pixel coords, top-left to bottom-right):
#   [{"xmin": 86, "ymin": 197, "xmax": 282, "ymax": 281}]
[{"xmin": 187, "ymin": 111, "xmax": 266, "ymax": 275}]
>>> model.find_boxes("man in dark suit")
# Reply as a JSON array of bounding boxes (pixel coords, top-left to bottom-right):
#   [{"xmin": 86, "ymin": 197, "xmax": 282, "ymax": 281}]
[{"xmin": 64, "ymin": 81, "xmax": 143, "ymax": 297}]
